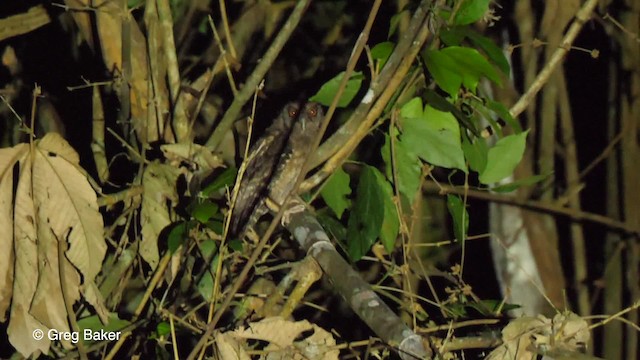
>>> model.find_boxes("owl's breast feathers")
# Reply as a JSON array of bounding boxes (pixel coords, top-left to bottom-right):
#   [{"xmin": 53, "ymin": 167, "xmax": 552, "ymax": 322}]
[{"xmin": 229, "ymin": 102, "xmax": 324, "ymax": 237}]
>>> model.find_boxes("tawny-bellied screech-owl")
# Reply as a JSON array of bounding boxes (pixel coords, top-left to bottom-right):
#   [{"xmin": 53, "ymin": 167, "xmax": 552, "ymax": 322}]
[{"xmin": 230, "ymin": 102, "xmax": 324, "ymax": 238}]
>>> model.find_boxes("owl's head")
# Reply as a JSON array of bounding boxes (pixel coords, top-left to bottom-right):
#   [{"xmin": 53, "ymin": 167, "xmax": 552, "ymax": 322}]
[{"xmin": 286, "ymin": 102, "xmax": 323, "ymax": 133}]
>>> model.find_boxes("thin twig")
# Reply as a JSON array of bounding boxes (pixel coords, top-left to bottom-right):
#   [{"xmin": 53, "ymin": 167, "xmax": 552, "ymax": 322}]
[
  {"xmin": 509, "ymin": 0, "xmax": 599, "ymax": 118},
  {"xmin": 205, "ymin": 0, "xmax": 312, "ymax": 150},
  {"xmin": 302, "ymin": 11, "xmax": 433, "ymax": 192},
  {"xmin": 307, "ymin": 0, "xmax": 432, "ymax": 170},
  {"xmin": 218, "ymin": 0, "xmax": 237, "ymax": 59},
  {"xmin": 424, "ymin": 182, "xmax": 640, "ymax": 236}
]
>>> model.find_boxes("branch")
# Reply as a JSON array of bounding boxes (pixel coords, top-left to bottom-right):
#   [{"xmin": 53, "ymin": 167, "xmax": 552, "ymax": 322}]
[
  {"xmin": 284, "ymin": 203, "xmax": 431, "ymax": 360},
  {"xmin": 302, "ymin": 2, "xmax": 434, "ymax": 192},
  {"xmin": 205, "ymin": 0, "xmax": 312, "ymax": 150},
  {"xmin": 509, "ymin": 0, "xmax": 599, "ymax": 118},
  {"xmin": 424, "ymin": 182, "xmax": 640, "ymax": 236},
  {"xmin": 307, "ymin": 0, "xmax": 433, "ymax": 170}
]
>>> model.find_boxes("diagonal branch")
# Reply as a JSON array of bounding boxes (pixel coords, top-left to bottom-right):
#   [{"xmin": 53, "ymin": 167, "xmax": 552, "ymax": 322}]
[{"xmin": 205, "ymin": 0, "xmax": 312, "ymax": 150}]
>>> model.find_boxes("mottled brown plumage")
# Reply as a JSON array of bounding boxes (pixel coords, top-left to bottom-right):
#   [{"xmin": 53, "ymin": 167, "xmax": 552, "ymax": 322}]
[{"xmin": 230, "ymin": 102, "xmax": 324, "ymax": 238}]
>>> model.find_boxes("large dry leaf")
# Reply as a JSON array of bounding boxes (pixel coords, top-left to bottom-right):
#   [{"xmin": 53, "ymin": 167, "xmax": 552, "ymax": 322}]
[
  {"xmin": 0, "ymin": 146, "xmax": 23, "ymax": 321},
  {"xmin": 231, "ymin": 317, "xmax": 339, "ymax": 360},
  {"xmin": 140, "ymin": 162, "xmax": 180, "ymax": 268},
  {"xmin": 485, "ymin": 311, "xmax": 591, "ymax": 360},
  {"xmin": 0, "ymin": 133, "xmax": 106, "ymax": 357},
  {"xmin": 216, "ymin": 332, "xmax": 252, "ymax": 360}
]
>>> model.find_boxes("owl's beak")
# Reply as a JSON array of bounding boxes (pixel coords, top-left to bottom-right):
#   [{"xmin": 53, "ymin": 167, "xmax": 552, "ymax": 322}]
[{"xmin": 301, "ymin": 118, "xmax": 306, "ymax": 131}]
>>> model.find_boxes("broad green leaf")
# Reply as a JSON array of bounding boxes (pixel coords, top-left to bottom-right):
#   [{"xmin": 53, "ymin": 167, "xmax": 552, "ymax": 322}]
[
  {"xmin": 441, "ymin": 46, "xmax": 501, "ymax": 87},
  {"xmin": 227, "ymin": 239, "xmax": 244, "ymax": 251},
  {"xmin": 453, "ymin": 0, "xmax": 491, "ymax": 26},
  {"xmin": 78, "ymin": 313, "xmax": 131, "ymax": 343},
  {"xmin": 425, "ymin": 46, "xmax": 501, "ymax": 98},
  {"xmin": 447, "ymin": 195, "xmax": 468, "ymax": 243},
  {"xmin": 424, "ymin": 49, "xmax": 463, "ymax": 98},
  {"xmin": 189, "ymin": 200, "xmax": 218, "ymax": 223},
  {"xmin": 347, "ymin": 166, "xmax": 385, "ymax": 261},
  {"xmin": 400, "ymin": 97, "xmax": 424, "ymax": 118},
  {"xmin": 424, "ymin": 90, "xmax": 479, "ymax": 135},
  {"xmin": 479, "ymin": 130, "xmax": 529, "ymax": 184},
  {"xmin": 167, "ymin": 221, "xmax": 194, "ymax": 253},
  {"xmin": 204, "ymin": 219, "xmax": 224, "ymax": 234},
  {"xmin": 372, "ymin": 167, "xmax": 399, "ymax": 253},
  {"xmin": 485, "ymin": 99, "xmax": 522, "ymax": 133},
  {"xmin": 200, "ymin": 167, "xmax": 238, "ymax": 197},
  {"xmin": 317, "ymin": 212, "xmax": 347, "ymax": 244},
  {"xmin": 310, "ymin": 71, "xmax": 364, "ymax": 108},
  {"xmin": 424, "ymin": 90, "xmax": 480, "ymax": 136},
  {"xmin": 440, "ymin": 27, "xmax": 467, "ymax": 46},
  {"xmin": 198, "ymin": 239, "xmax": 218, "ymax": 259},
  {"xmin": 198, "ymin": 254, "xmax": 220, "ymax": 301},
  {"xmin": 371, "ymin": 42, "xmax": 395, "ymax": 69},
  {"xmin": 465, "ymin": 29, "xmax": 511, "ymax": 75},
  {"xmin": 462, "ymin": 134, "xmax": 488, "ymax": 173},
  {"xmin": 381, "ymin": 134, "xmax": 422, "ymax": 201},
  {"xmin": 321, "ymin": 166, "xmax": 352, "ymax": 218},
  {"xmin": 491, "ymin": 172, "xmax": 551, "ymax": 193},
  {"xmin": 402, "ymin": 105, "xmax": 468, "ymax": 172}
]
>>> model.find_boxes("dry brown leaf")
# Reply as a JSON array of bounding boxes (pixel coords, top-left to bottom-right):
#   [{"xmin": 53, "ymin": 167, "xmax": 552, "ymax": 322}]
[
  {"xmin": 0, "ymin": 146, "xmax": 22, "ymax": 321},
  {"xmin": 485, "ymin": 311, "xmax": 591, "ymax": 360},
  {"xmin": 0, "ymin": 133, "xmax": 106, "ymax": 357},
  {"xmin": 140, "ymin": 162, "xmax": 180, "ymax": 268},
  {"xmin": 216, "ymin": 332, "xmax": 252, "ymax": 360},
  {"xmin": 161, "ymin": 142, "xmax": 224, "ymax": 170},
  {"xmin": 231, "ymin": 317, "xmax": 339, "ymax": 360}
]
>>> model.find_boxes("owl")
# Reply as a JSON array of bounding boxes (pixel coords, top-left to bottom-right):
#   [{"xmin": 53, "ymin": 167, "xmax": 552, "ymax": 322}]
[{"xmin": 229, "ymin": 102, "xmax": 324, "ymax": 238}]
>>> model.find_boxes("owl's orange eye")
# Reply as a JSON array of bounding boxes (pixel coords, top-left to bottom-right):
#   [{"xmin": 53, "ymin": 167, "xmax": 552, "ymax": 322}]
[
  {"xmin": 307, "ymin": 106, "xmax": 318, "ymax": 117},
  {"xmin": 288, "ymin": 107, "xmax": 298, "ymax": 118}
]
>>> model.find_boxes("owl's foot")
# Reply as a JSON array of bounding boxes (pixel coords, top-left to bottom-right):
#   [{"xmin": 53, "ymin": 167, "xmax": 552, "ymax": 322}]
[{"xmin": 281, "ymin": 198, "xmax": 306, "ymax": 227}]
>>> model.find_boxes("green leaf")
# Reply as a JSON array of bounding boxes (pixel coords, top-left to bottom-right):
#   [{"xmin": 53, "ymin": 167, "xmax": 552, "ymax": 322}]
[
  {"xmin": 228, "ymin": 239, "xmax": 243, "ymax": 252},
  {"xmin": 402, "ymin": 104, "xmax": 468, "ymax": 172},
  {"xmin": 200, "ymin": 167, "xmax": 238, "ymax": 197},
  {"xmin": 381, "ymin": 134, "xmax": 422, "ymax": 201},
  {"xmin": 371, "ymin": 42, "xmax": 395, "ymax": 69},
  {"xmin": 321, "ymin": 166, "xmax": 352, "ymax": 218},
  {"xmin": 479, "ymin": 130, "xmax": 529, "ymax": 184},
  {"xmin": 462, "ymin": 134, "xmax": 488, "ymax": 173},
  {"xmin": 198, "ymin": 254, "xmax": 220, "ymax": 301},
  {"xmin": 128, "ymin": 0, "xmax": 144, "ymax": 8},
  {"xmin": 453, "ymin": 0, "xmax": 491, "ymax": 26},
  {"xmin": 317, "ymin": 212, "xmax": 347, "ymax": 244},
  {"xmin": 204, "ymin": 219, "xmax": 224, "ymax": 234},
  {"xmin": 446, "ymin": 195, "xmax": 468, "ymax": 243},
  {"xmin": 198, "ymin": 239, "xmax": 218, "ymax": 259},
  {"xmin": 491, "ymin": 172, "xmax": 551, "ymax": 193},
  {"xmin": 388, "ymin": 11, "xmax": 409, "ymax": 38},
  {"xmin": 156, "ymin": 322, "xmax": 171, "ymax": 337},
  {"xmin": 310, "ymin": 71, "xmax": 364, "ymax": 108},
  {"xmin": 347, "ymin": 166, "xmax": 385, "ymax": 261},
  {"xmin": 440, "ymin": 27, "xmax": 467, "ymax": 46},
  {"xmin": 425, "ymin": 46, "xmax": 501, "ymax": 98},
  {"xmin": 377, "ymin": 169, "xmax": 399, "ymax": 253},
  {"xmin": 167, "ymin": 221, "xmax": 193, "ymax": 253},
  {"xmin": 400, "ymin": 96, "xmax": 424, "ymax": 118},
  {"xmin": 189, "ymin": 200, "xmax": 219, "ymax": 223},
  {"xmin": 77, "ymin": 313, "xmax": 131, "ymax": 343},
  {"xmin": 424, "ymin": 90, "xmax": 478, "ymax": 135},
  {"xmin": 485, "ymin": 99, "xmax": 522, "ymax": 133},
  {"xmin": 465, "ymin": 29, "xmax": 511, "ymax": 75}
]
